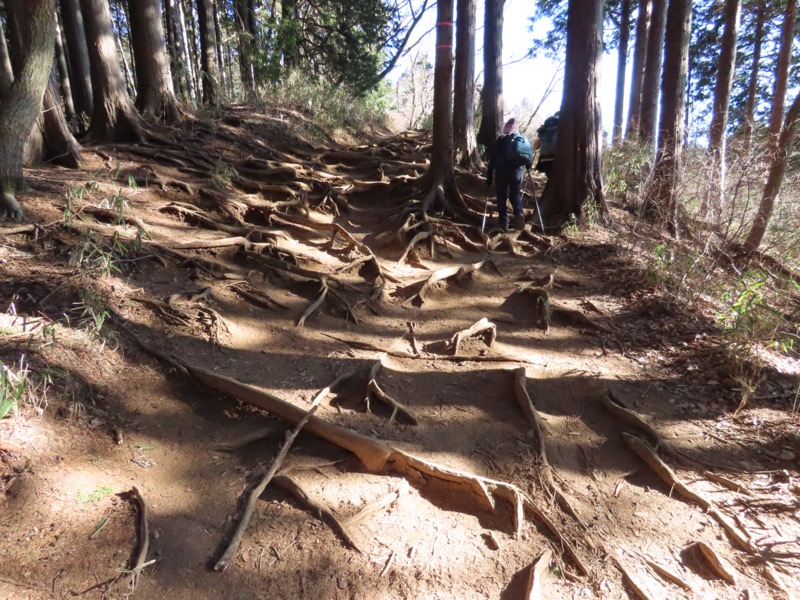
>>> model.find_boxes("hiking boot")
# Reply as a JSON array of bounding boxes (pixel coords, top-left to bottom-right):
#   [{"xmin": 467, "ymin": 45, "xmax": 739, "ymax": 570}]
[
  {"xmin": 512, "ymin": 214, "xmax": 526, "ymax": 231},
  {"xmin": 497, "ymin": 219, "xmax": 508, "ymax": 233}
]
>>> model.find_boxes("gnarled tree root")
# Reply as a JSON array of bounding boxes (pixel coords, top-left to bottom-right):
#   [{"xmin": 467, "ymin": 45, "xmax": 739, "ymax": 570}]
[
  {"xmin": 620, "ymin": 432, "xmax": 755, "ymax": 553},
  {"xmin": 394, "ymin": 256, "xmax": 486, "ymax": 306},
  {"xmin": 120, "ymin": 325, "xmax": 588, "ymax": 576},
  {"xmin": 513, "ymin": 368, "xmax": 586, "ymax": 528},
  {"xmin": 366, "ymin": 357, "xmax": 418, "ymax": 425}
]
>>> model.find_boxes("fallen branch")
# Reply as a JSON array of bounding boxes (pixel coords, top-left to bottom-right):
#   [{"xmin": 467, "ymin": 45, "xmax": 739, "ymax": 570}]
[
  {"xmin": 524, "ymin": 549, "xmax": 553, "ymax": 600},
  {"xmin": 214, "ymin": 403, "xmax": 320, "ymax": 571},
  {"xmin": 620, "ymin": 433, "xmax": 755, "ymax": 553},
  {"xmin": 228, "ymin": 282, "xmax": 289, "ymax": 310},
  {"xmin": 703, "ymin": 471, "xmax": 753, "ymax": 496},
  {"xmin": 272, "ymin": 474, "xmax": 363, "ymax": 553}
]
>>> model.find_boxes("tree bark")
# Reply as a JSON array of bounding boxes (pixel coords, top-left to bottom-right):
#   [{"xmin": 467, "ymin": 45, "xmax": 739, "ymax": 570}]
[
  {"xmin": 35, "ymin": 74, "xmax": 83, "ymax": 167},
  {"xmin": 741, "ymin": 5, "xmax": 764, "ymax": 157},
  {"xmin": 197, "ymin": 0, "xmax": 219, "ymax": 105},
  {"xmin": 613, "ymin": 0, "xmax": 631, "ymax": 145},
  {"xmin": 212, "ymin": 0, "xmax": 226, "ymax": 91},
  {"xmin": 54, "ymin": 16, "xmax": 76, "ymax": 123},
  {"xmin": 704, "ymin": 0, "xmax": 741, "ymax": 218},
  {"xmin": 80, "ymin": 0, "xmax": 147, "ymax": 142},
  {"xmin": 638, "ymin": 0, "xmax": 667, "ymax": 147},
  {"xmin": 113, "ymin": 0, "xmax": 136, "ymax": 93},
  {"xmin": 59, "ymin": 0, "xmax": 93, "ymax": 120},
  {"xmin": 0, "ymin": 12, "xmax": 14, "ymax": 95},
  {"xmin": 540, "ymin": 0, "xmax": 605, "ymax": 222},
  {"xmin": 0, "ymin": 0, "xmax": 55, "ymax": 220},
  {"xmin": 742, "ymin": 91, "xmax": 800, "ymax": 253},
  {"xmin": 426, "ymin": 0, "xmax": 455, "ymax": 193},
  {"xmin": 476, "ymin": 0, "xmax": 503, "ymax": 148},
  {"xmin": 645, "ymin": 0, "xmax": 692, "ymax": 234},
  {"xmin": 129, "ymin": 0, "xmax": 181, "ymax": 121},
  {"xmin": 233, "ymin": 0, "xmax": 255, "ymax": 94},
  {"xmin": 453, "ymin": 0, "xmax": 478, "ymax": 167},
  {"xmin": 766, "ymin": 0, "xmax": 796, "ymax": 159},
  {"xmin": 172, "ymin": 0, "xmax": 197, "ymax": 102},
  {"xmin": 625, "ymin": 0, "xmax": 650, "ymax": 142}
]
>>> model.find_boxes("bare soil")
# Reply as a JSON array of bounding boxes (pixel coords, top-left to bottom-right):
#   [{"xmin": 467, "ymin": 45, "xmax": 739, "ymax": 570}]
[{"xmin": 1, "ymin": 107, "xmax": 799, "ymax": 599}]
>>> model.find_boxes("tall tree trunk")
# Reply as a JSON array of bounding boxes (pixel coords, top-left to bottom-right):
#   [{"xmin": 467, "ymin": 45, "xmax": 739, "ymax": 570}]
[
  {"xmin": 453, "ymin": 0, "xmax": 478, "ymax": 167},
  {"xmin": 54, "ymin": 16, "xmax": 76, "ymax": 123},
  {"xmin": 741, "ymin": 5, "xmax": 764, "ymax": 157},
  {"xmin": 645, "ymin": 0, "xmax": 692, "ymax": 234},
  {"xmin": 212, "ymin": 0, "xmax": 226, "ymax": 92},
  {"xmin": 0, "ymin": 0, "xmax": 55, "ymax": 220},
  {"xmin": 185, "ymin": 0, "xmax": 202, "ymax": 101},
  {"xmin": 742, "ymin": 91, "xmax": 800, "ymax": 253},
  {"xmin": 35, "ymin": 74, "xmax": 83, "ymax": 167},
  {"xmin": 426, "ymin": 2, "xmax": 455, "ymax": 193},
  {"xmin": 540, "ymin": 0, "xmax": 605, "ymax": 222},
  {"xmin": 613, "ymin": 0, "xmax": 631, "ymax": 144},
  {"xmin": 766, "ymin": 0, "xmax": 796, "ymax": 158},
  {"xmin": 234, "ymin": 0, "xmax": 255, "ymax": 94},
  {"xmin": 173, "ymin": 0, "xmax": 197, "ymax": 102},
  {"xmin": 0, "ymin": 12, "xmax": 15, "ymax": 94},
  {"xmin": 163, "ymin": 0, "xmax": 182, "ymax": 95},
  {"xmin": 638, "ymin": 0, "xmax": 667, "ymax": 147},
  {"xmin": 113, "ymin": 0, "xmax": 136, "ymax": 93},
  {"xmin": 704, "ymin": 0, "xmax": 741, "ymax": 218},
  {"xmin": 59, "ymin": 0, "xmax": 92, "ymax": 120},
  {"xmin": 129, "ymin": 0, "xmax": 181, "ymax": 121},
  {"xmin": 625, "ymin": 0, "xmax": 650, "ymax": 141},
  {"xmin": 476, "ymin": 0, "xmax": 503, "ymax": 148},
  {"xmin": 80, "ymin": 0, "xmax": 147, "ymax": 142},
  {"xmin": 197, "ymin": 0, "xmax": 219, "ymax": 105}
]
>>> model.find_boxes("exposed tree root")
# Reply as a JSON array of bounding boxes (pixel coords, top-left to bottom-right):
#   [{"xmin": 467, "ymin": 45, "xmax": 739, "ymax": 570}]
[
  {"xmin": 641, "ymin": 557, "xmax": 694, "ymax": 592},
  {"xmin": 524, "ymin": 548, "xmax": 553, "ymax": 600},
  {"xmin": 322, "ymin": 333, "xmax": 541, "ymax": 365},
  {"xmin": 693, "ymin": 541, "xmax": 737, "ymax": 584},
  {"xmin": 118, "ymin": 325, "xmax": 588, "ymax": 576},
  {"xmin": 366, "ymin": 356, "xmax": 418, "ymax": 425},
  {"xmin": 513, "ymin": 368, "xmax": 585, "ymax": 527},
  {"xmin": 272, "ymin": 474, "xmax": 364, "ymax": 553},
  {"xmin": 214, "ymin": 403, "xmax": 319, "ymax": 571},
  {"xmin": 228, "ymin": 282, "xmax": 289, "ymax": 310},
  {"xmin": 620, "ymin": 432, "xmax": 756, "ymax": 553},
  {"xmin": 297, "ymin": 279, "xmax": 329, "ymax": 326},
  {"xmin": 394, "ymin": 256, "xmax": 486, "ymax": 306},
  {"xmin": 612, "ymin": 554, "xmax": 657, "ymax": 600},
  {"xmin": 128, "ymin": 487, "xmax": 151, "ymax": 593},
  {"xmin": 551, "ymin": 302, "xmax": 612, "ymax": 333},
  {"xmin": 599, "ymin": 391, "xmax": 681, "ymax": 460},
  {"xmin": 342, "ymin": 490, "xmax": 400, "ymax": 528},
  {"xmin": 429, "ymin": 318, "xmax": 497, "ymax": 356}
]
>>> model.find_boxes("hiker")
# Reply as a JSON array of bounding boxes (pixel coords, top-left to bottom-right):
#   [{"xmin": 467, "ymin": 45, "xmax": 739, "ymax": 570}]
[
  {"xmin": 534, "ymin": 112, "xmax": 559, "ymax": 176},
  {"xmin": 486, "ymin": 118, "xmax": 533, "ymax": 231}
]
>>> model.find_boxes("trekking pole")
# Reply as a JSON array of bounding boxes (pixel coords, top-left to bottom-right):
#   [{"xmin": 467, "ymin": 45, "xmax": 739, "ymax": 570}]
[
  {"xmin": 527, "ymin": 170, "xmax": 546, "ymax": 233},
  {"xmin": 481, "ymin": 192, "xmax": 490, "ymax": 233}
]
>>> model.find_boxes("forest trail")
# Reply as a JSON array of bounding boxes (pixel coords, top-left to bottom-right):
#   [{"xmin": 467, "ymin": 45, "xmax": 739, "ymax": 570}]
[{"xmin": 1, "ymin": 108, "xmax": 799, "ymax": 599}]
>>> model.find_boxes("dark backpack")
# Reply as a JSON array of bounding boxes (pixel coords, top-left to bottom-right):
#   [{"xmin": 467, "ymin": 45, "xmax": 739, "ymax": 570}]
[
  {"xmin": 538, "ymin": 119, "xmax": 558, "ymax": 156},
  {"xmin": 504, "ymin": 133, "xmax": 533, "ymax": 167}
]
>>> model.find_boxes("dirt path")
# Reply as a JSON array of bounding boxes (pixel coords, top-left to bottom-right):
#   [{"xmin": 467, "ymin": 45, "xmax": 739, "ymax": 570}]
[{"xmin": 1, "ymin": 109, "xmax": 799, "ymax": 599}]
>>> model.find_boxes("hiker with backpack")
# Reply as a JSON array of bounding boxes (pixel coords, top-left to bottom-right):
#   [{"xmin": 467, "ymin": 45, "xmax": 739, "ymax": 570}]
[
  {"xmin": 486, "ymin": 118, "xmax": 533, "ymax": 231},
  {"xmin": 534, "ymin": 112, "xmax": 559, "ymax": 176}
]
